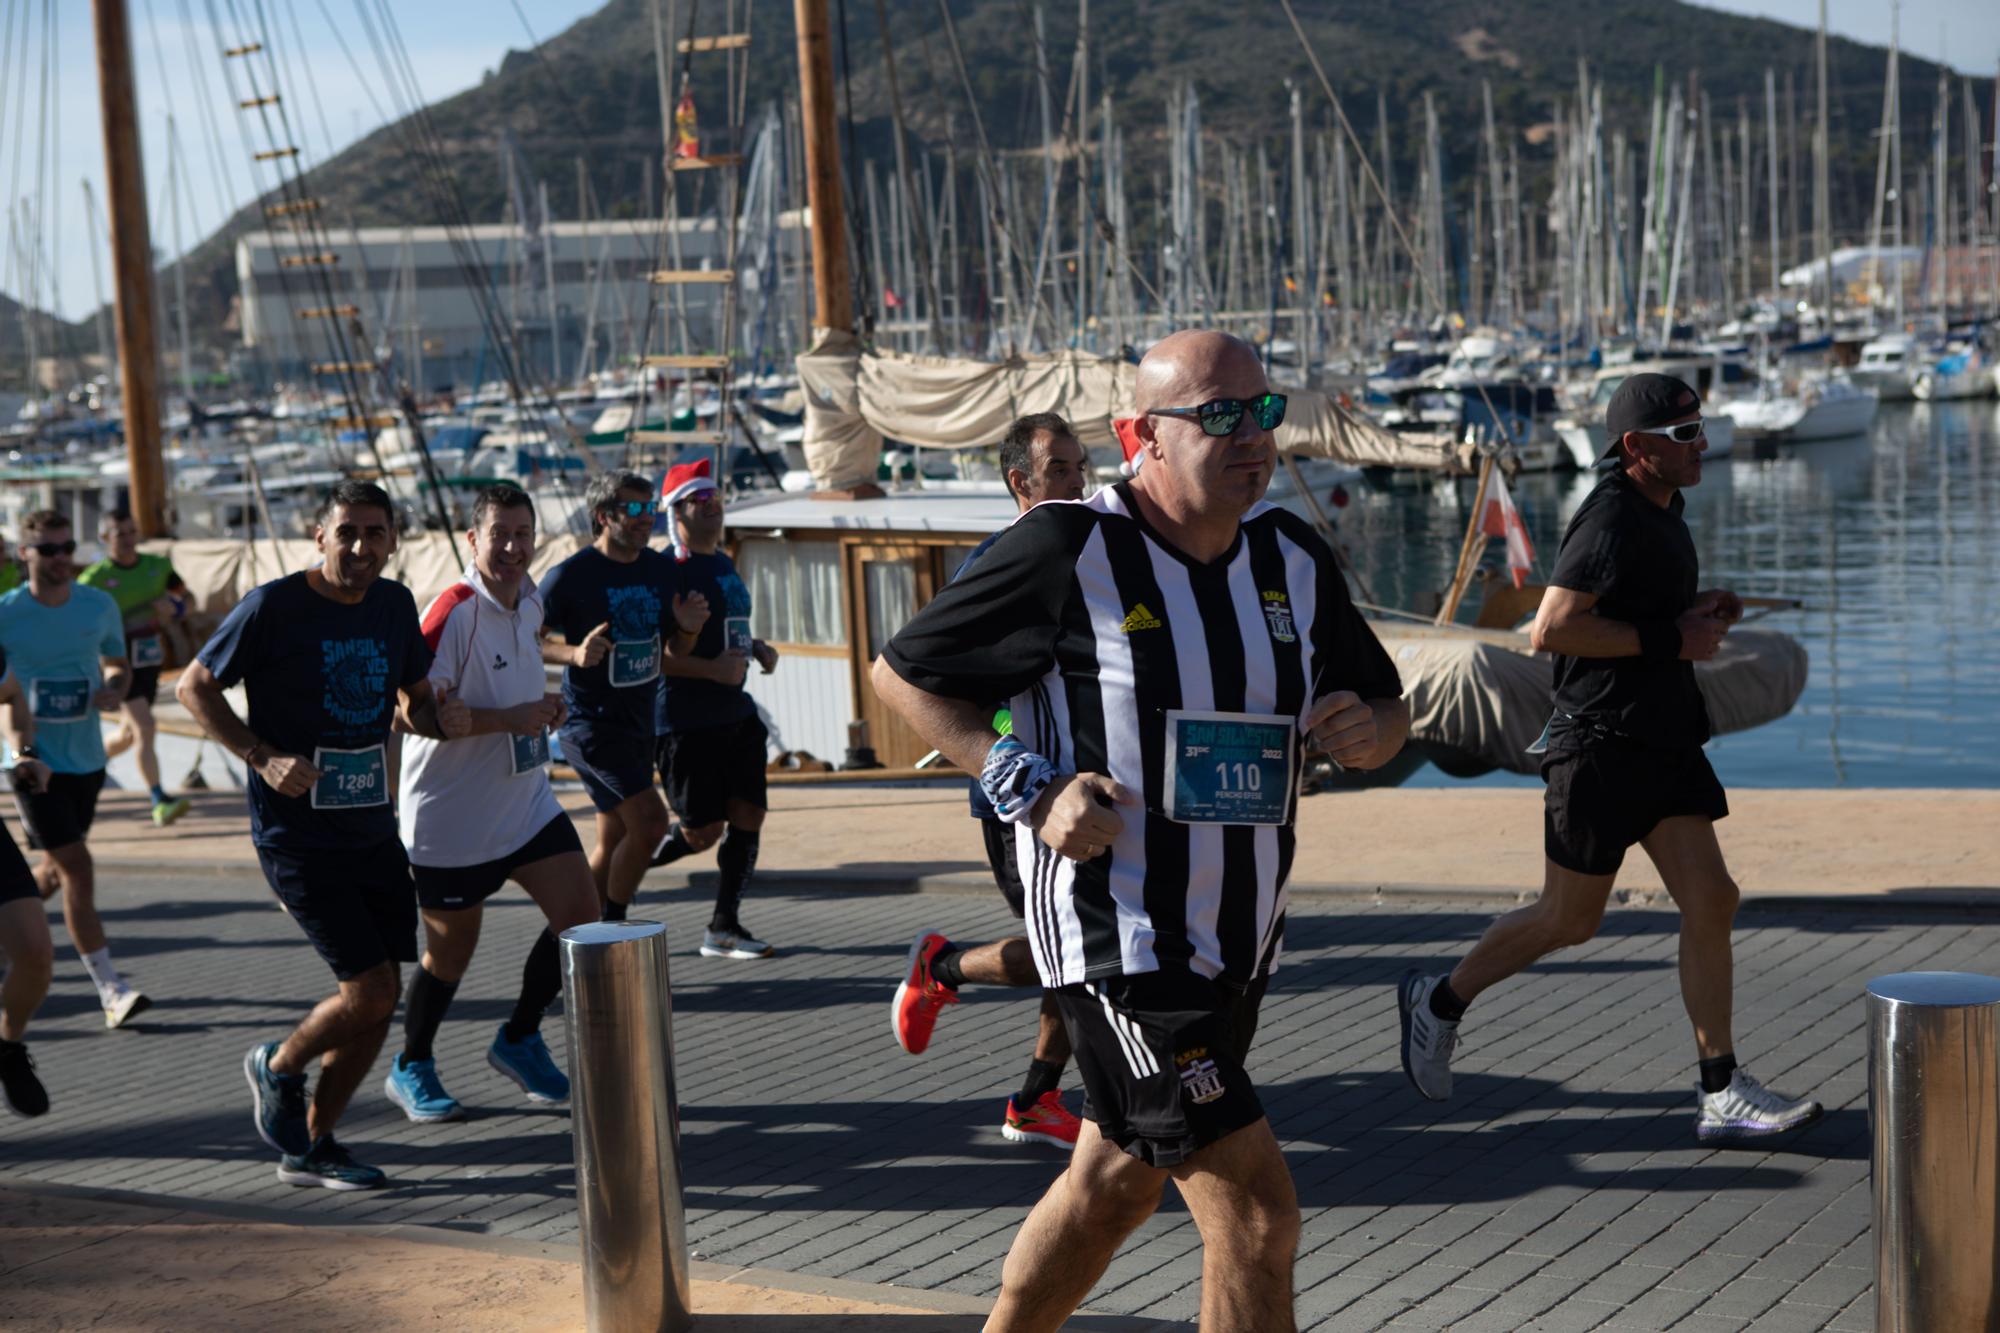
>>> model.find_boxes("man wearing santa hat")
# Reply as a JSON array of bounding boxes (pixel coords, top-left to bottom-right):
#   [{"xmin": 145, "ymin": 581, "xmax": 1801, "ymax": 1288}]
[{"xmin": 648, "ymin": 458, "xmax": 778, "ymax": 959}]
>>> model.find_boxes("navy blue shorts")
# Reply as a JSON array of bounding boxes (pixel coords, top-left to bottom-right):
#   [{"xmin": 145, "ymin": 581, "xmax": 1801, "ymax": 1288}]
[
  {"xmin": 411, "ymin": 813, "xmax": 584, "ymax": 912},
  {"xmin": 560, "ymin": 724, "xmax": 657, "ymax": 814},
  {"xmin": 257, "ymin": 836, "xmax": 419, "ymax": 981}
]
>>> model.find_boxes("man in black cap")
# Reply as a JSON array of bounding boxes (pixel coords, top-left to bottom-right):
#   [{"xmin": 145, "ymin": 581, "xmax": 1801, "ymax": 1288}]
[{"xmin": 1396, "ymin": 372, "xmax": 1822, "ymax": 1145}]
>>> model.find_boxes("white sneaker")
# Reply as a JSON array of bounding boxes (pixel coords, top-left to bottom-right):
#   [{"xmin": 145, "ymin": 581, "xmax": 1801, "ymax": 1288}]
[
  {"xmin": 700, "ymin": 927, "xmax": 775, "ymax": 960},
  {"xmin": 1695, "ymin": 1069, "xmax": 1823, "ymax": 1144},
  {"xmin": 1397, "ymin": 971, "xmax": 1458, "ymax": 1101},
  {"xmin": 102, "ymin": 984, "xmax": 152, "ymax": 1030}
]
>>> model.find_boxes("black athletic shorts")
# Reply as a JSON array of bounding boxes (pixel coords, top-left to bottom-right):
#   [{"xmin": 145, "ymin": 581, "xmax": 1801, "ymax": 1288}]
[
  {"xmin": 560, "ymin": 723, "xmax": 657, "ymax": 814},
  {"xmin": 657, "ymin": 714, "xmax": 768, "ymax": 828},
  {"xmin": 1543, "ymin": 743, "xmax": 1730, "ymax": 877},
  {"xmin": 15, "ymin": 770, "xmax": 106, "ymax": 852},
  {"xmin": 1054, "ymin": 969, "xmax": 1271, "ymax": 1168},
  {"xmin": 256, "ymin": 836, "xmax": 419, "ymax": 981},
  {"xmin": 125, "ymin": 666, "xmax": 161, "ymax": 707},
  {"xmin": 411, "ymin": 812, "xmax": 584, "ymax": 912},
  {"xmin": 0, "ymin": 821, "xmax": 38, "ymax": 905},
  {"xmin": 980, "ymin": 817, "xmax": 1026, "ymax": 918}
]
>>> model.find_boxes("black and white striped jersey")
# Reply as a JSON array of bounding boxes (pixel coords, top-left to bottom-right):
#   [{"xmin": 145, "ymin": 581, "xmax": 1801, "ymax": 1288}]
[{"xmin": 883, "ymin": 482, "xmax": 1401, "ymax": 988}]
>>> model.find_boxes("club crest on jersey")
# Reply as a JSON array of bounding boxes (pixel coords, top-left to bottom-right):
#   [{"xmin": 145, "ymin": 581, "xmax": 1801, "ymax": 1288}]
[
  {"xmin": 1120, "ymin": 603, "xmax": 1163, "ymax": 633},
  {"xmin": 1176, "ymin": 1047, "xmax": 1226, "ymax": 1105},
  {"xmin": 1261, "ymin": 590, "xmax": 1296, "ymax": 644}
]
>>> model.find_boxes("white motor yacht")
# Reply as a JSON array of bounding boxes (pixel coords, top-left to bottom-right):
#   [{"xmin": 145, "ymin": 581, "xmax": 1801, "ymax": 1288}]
[
  {"xmin": 1850, "ymin": 333, "xmax": 1921, "ymax": 402},
  {"xmin": 1716, "ymin": 375, "xmax": 1879, "ymax": 442}
]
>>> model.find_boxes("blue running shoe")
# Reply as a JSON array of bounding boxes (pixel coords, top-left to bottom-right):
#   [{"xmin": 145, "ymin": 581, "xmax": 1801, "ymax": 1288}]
[
  {"xmin": 276, "ymin": 1136, "xmax": 386, "ymax": 1190},
  {"xmin": 243, "ymin": 1041, "xmax": 310, "ymax": 1155},
  {"xmin": 383, "ymin": 1053, "xmax": 465, "ymax": 1123},
  {"xmin": 487, "ymin": 1024, "xmax": 569, "ymax": 1105}
]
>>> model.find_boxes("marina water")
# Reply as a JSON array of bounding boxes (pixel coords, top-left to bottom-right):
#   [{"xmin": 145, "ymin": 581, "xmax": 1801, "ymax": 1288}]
[{"xmin": 1340, "ymin": 400, "xmax": 2000, "ymax": 789}]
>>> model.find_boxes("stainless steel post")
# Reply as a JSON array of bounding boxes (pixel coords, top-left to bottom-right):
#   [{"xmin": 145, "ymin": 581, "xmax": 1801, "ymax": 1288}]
[
  {"xmin": 561, "ymin": 920, "xmax": 691, "ymax": 1333},
  {"xmin": 1869, "ymin": 971, "xmax": 2000, "ymax": 1331}
]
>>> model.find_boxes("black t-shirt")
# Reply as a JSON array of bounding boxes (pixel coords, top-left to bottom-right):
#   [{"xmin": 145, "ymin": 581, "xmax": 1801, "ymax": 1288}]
[
  {"xmin": 539, "ymin": 545, "xmax": 683, "ymax": 736},
  {"xmin": 1546, "ymin": 469, "xmax": 1711, "ymax": 749},
  {"xmin": 196, "ymin": 570, "xmax": 431, "ymax": 849},
  {"xmin": 655, "ymin": 549, "xmax": 756, "ymax": 735}
]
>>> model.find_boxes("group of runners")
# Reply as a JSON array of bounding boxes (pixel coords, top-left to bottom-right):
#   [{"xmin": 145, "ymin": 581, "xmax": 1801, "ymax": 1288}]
[
  {"xmin": 0, "ymin": 328, "xmax": 1825, "ymax": 1328},
  {"xmin": 0, "ymin": 465, "xmax": 781, "ymax": 1191}
]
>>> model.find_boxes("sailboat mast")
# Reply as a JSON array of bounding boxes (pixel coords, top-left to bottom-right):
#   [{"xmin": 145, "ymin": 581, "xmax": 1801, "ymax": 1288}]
[
  {"xmin": 1815, "ymin": 0, "xmax": 1833, "ymax": 320},
  {"xmin": 90, "ymin": 0, "xmax": 166, "ymax": 536},
  {"xmin": 794, "ymin": 0, "xmax": 852, "ymax": 332}
]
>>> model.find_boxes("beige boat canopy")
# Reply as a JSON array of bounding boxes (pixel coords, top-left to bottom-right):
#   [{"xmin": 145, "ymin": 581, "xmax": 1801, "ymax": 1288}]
[{"xmin": 795, "ymin": 330, "xmax": 1460, "ymax": 490}]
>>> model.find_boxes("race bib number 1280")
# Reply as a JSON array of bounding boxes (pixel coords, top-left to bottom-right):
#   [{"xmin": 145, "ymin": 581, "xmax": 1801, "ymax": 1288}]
[{"xmin": 310, "ymin": 744, "xmax": 390, "ymax": 810}]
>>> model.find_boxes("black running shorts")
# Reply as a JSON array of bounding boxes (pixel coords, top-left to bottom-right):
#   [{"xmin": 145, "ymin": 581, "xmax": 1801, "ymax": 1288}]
[
  {"xmin": 1543, "ymin": 743, "xmax": 1729, "ymax": 877},
  {"xmin": 560, "ymin": 723, "xmax": 657, "ymax": 814},
  {"xmin": 15, "ymin": 770, "xmax": 106, "ymax": 852},
  {"xmin": 411, "ymin": 812, "xmax": 584, "ymax": 912},
  {"xmin": 979, "ymin": 816, "xmax": 1026, "ymax": 918},
  {"xmin": 125, "ymin": 666, "xmax": 161, "ymax": 707},
  {"xmin": 656, "ymin": 714, "xmax": 768, "ymax": 828},
  {"xmin": 0, "ymin": 820, "xmax": 38, "ymax": 905},
  {"xmin": 257, "ymin": 836, "xmax": 419, "ymax": 981},
  {"xmin": 1053, "ymin": 969, "xmax": 1270, "ymax": 1168}
]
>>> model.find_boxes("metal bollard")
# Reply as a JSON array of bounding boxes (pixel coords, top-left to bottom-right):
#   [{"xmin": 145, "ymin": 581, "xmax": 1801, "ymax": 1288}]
[
  {"xmin": 1868, "ymin": 971, "xmax": 2000, "ymax": 1332},
  {"xmin": 561, "ymin": 920, "xmax": 692, "ymax": 1333}
]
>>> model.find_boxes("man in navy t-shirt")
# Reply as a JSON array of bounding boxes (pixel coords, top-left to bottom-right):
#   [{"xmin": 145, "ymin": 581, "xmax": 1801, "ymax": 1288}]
[
  {"xmin": 648, "ymin": 458, "xmax": 774, "ymax": 960},
  {"xmin": 538, "ymin": 470, "xmax": 705, "ymax": 921},
  {"xmin": 179, "ymin": 481, "xmax": 466, "ymax": 1191}
]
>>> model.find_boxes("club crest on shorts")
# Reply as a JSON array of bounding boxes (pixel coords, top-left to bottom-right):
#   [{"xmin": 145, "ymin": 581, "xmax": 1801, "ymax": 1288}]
[
  {"xmin": 1176, "ymin": 1046, "xmax": 1226, "ymax": 1105},
  {"xmin": 1261, "ymin": 590, "xmax": 1296, "ymax": 644}
]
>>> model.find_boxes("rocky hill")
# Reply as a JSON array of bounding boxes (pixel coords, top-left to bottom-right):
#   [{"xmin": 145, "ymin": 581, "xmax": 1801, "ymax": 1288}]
[{"xmin": 78, "ymin": 0, "xmax": 2000, "ymax": 361}]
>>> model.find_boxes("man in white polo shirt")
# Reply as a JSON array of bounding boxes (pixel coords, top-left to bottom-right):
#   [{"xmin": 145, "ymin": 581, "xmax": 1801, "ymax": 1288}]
[{"xmin": 384, "ymin": 485, "xmax": 616, "ymax": 1120}]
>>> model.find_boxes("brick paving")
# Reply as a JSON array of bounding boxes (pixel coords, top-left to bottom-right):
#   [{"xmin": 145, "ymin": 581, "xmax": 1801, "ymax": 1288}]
[{"xmin": 0, "ymin": 863, "xmax": 1960, "ymax": 1330}]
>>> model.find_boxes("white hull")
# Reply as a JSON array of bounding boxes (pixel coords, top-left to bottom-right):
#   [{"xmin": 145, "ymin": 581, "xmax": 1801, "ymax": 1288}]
[
  {"xmin": 1848, "ymin": 368, "xmax": 1918, "ymax": 402},
  {"xmin": 1720, "ymin": 389, "xmax": 1878, "ymax": 442},
  {"xmin": 1911, "ymin": 368, "xmax": 1997, "ymax": 401}
]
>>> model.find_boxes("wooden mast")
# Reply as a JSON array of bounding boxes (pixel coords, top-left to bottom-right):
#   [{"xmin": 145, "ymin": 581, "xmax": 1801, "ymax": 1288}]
[
  {"xmin": 794, "ymin": 0, "xmax": 852, "ymax": 332},
  {"xmin": 91, "ymin": 0, "xmax": 167, "ymax": 537}
]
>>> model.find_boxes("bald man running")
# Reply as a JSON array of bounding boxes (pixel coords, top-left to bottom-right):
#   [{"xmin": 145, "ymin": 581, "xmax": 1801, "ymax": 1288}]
[{"xmin": 875, "ymin": 330, "xmax": 1408, "ymax": 1331}]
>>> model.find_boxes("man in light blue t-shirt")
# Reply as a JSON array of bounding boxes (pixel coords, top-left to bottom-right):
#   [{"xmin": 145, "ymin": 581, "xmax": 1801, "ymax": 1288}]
[{"xmin": 0, "ymin": 510, "xmax": 146, "ymax": 1029}]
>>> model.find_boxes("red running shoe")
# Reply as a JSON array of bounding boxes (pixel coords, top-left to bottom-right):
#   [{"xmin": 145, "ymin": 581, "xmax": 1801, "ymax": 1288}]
[
  {"xmin": 892, "ymin": 930, "xmax": 959, "ymax": 1054},
  {"xmin": 1002, "ymin": 1090, "xmax": 1081, "ymax": 1148}
]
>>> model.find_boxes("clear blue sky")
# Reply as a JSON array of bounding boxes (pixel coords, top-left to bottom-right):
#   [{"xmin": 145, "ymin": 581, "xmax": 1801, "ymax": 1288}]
[{"xmin": 6, "ymin": 0, "xmax": 1994, "ymax": 323}]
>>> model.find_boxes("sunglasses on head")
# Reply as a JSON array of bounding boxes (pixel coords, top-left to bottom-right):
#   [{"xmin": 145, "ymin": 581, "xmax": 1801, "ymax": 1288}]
[
  {"xmin": 1146, "ymin": 393, "xmax": 1288, "ymax": 437},
  {"xmin": 28, "ymin": 540, "xmax": 76, "ymax": 557},
  {"xmin": 1643, "ymin": 419, "xmax": 1707, "ymax": 445}
]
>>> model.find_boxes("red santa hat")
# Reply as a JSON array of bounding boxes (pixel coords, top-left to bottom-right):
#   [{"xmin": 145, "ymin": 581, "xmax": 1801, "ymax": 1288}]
[
  {"xmin": 1112, "ymin": 417, "xmax": 1147, "ymax": 477},
  {"xmin": 658, "ymin": 457, "xmax": 718, "ymax": 509}
]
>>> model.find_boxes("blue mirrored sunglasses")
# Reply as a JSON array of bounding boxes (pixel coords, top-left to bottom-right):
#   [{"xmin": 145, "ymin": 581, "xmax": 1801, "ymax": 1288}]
[{"xmin": 1146, "ymin": 393, "xmax": 1288, "ymax": 437}]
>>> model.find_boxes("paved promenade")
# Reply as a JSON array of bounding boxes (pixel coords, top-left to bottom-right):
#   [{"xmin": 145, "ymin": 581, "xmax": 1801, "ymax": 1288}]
[{"xmin": 3, "ymin": 845, "xmax": 1970, "ymax": 1330}]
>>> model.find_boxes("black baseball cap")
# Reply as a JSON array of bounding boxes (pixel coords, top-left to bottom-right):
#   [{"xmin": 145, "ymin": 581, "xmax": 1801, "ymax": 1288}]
[{"xmin": 1601, "ymin": 372, "xmax": 1703, "ymax": 462}]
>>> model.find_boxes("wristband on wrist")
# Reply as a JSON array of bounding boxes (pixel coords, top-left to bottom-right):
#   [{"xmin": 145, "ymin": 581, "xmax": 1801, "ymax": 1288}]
[
  {"xmin": 1635, "ymin": 619, "xmax": 1681, "ymax": 662},
  {"xmin": 14, "ymin": 744, "xmax": 37, "ymax": 760},
  {"xmin": 243, "ymin": 743, "xmax": 271, "ymax": 769},
  {"xmin": 980, "ymin": 735, "xmax": 1058, "ymax": 825}
]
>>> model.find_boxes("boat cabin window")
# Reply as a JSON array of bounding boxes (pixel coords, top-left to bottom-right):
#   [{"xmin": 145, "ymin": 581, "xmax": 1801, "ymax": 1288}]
[
  {"xmin": 864, "ymin": 560, "xmax": 919, "ymax": 659},
  {"xmin": 1590, "ymin": 376, "xmax": 1626, "ymax": 407},
  {"xmin": 737, "ymin": 537, "xmax": 845, "ymax": 647}
]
